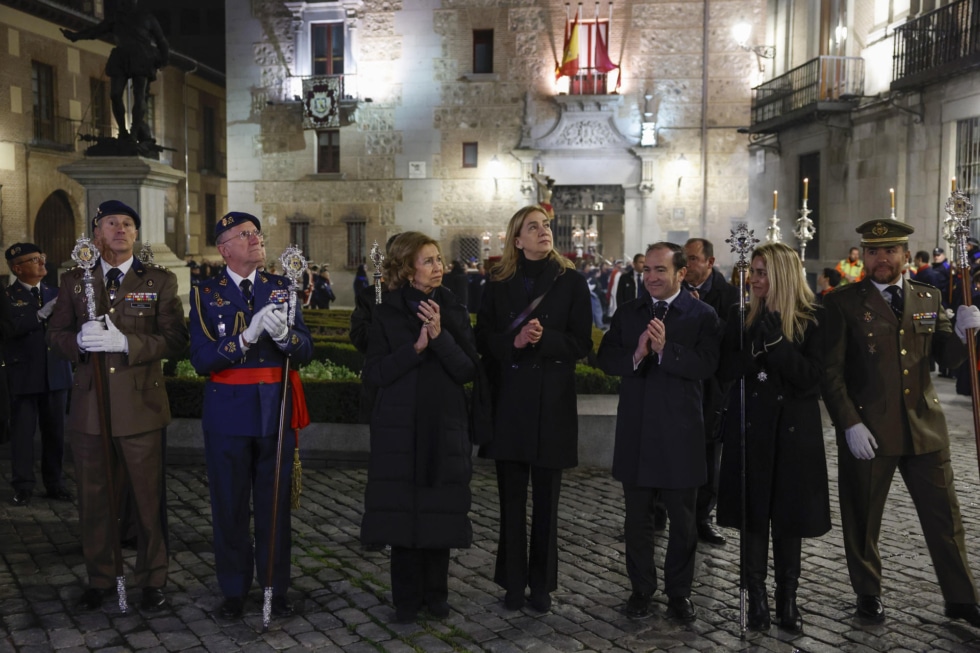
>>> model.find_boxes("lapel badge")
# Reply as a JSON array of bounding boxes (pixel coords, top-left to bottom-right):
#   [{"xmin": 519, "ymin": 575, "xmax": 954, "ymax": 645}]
[
  {"xmin": 291, "ymin": 333, "xmax": 299, "ymax": 345},
  {"xmin": 217, "ymin": 319, "xmax": 226, "ymax": 337},
  {"xmin": 868, "ymin": 343, "xmax": 876, "ymax": 355},
  {"xmin": 219, "ymin": 278, "xmax": 228, "ymax": 286},
  {"xmin": 147, "ymin": 279, "xmax": 154, "ymax": 287},
  {"xmin": 757, "ymin": 369, "xmax": 768, "ymax": 382},
  {"xmin": 203, "ymin": 286, "xmax": 211, "ymax": 294},
  {"xmin": 863, "ymin": 311, "xmax": 872, "ymax": 322},
  {"xmin": 74, "ymin": 284, "xmax": 81, "ymax": 294}
]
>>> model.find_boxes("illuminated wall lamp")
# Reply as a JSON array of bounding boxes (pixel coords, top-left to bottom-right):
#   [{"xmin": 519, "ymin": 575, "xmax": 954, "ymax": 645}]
[{"xmin": 733, "ymin": 22, "xmax": 775, "ymax": 73}]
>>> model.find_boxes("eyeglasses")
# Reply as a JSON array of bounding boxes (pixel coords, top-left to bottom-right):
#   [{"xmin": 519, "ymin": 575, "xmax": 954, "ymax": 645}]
[
  {"xmin": 220, "ymin": 230, "xmax": 263, "ymax": 245},
  {"xmin": 15, "ymin": 255, "xmax": 46, "ymax": 265}
]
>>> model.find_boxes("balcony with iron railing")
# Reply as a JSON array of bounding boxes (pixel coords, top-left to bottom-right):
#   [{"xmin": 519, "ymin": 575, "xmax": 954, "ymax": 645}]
[
  {"xmin": 892, "ymin": 0, "xmax": 980, "ymax": 91},
  {"xmin": 749, "ymin": 56, "xmax": 864, "ymax": 134},
  {"xmin": 32, "ymin": 115, "xmax": 115, "ymax": 151}
]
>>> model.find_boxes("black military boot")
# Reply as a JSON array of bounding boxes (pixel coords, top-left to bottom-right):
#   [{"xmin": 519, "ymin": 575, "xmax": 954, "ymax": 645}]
[
  {"xmin": 743, "ymin": 531, "xmax": 770, "ymax": 630},
  {"xmin": 773, "ymin": 536, "xmax": 803, "ymax": 633}
]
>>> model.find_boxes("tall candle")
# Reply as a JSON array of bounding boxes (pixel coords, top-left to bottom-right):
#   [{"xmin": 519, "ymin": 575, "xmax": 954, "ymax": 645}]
[
  {"xmin": 773, "ymin": 190, "xmax": 778, "ymax": 211},
  {"xmin": 890, "ymin": 188, "xmax": 895, "ymax": 209},
  {"xmin": 952, "ymin": 177, "xmax": 957, "ymax": 193},
  {"xmin": 803, "ymin": 178, "xmax": 809, "ymax": 201}
]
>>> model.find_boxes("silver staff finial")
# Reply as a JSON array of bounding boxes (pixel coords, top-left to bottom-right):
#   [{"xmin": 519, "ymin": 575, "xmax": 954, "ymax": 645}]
[
  {"xmin": 369, "ymin": 241, "xmax": 385, "ymax": 305},
  {"xmin": 71, "ymin": 235, "xmax": 101, "ymax": 322},
  {"xmin": 278, "ymin": 245, "xmax": 307, "ymax": 328}
]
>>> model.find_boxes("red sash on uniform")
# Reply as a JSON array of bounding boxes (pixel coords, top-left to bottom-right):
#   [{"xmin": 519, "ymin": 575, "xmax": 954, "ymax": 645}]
[{"xmin": 210, "ymin": 367, "xmax": 310, "ymax": 431}]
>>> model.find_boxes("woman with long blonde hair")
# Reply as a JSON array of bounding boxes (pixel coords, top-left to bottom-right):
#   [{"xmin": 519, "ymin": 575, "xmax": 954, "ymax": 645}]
[
  {"xmin": 475, "ymin": 205, "xmax": 592, "ymax": 613},
  {"xmin": 716, "ymin": 242, "xmax": 830, "ymax": 634}
]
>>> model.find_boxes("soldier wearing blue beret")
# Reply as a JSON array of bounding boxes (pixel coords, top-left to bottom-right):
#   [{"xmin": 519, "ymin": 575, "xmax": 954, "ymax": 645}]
[{"xmin": 189, "ymin": 211, "xmax": 313, "ymax": 620}]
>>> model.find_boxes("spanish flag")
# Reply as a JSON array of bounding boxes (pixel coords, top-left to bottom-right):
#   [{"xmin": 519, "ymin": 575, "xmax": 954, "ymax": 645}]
[{"xmin": 557, "ymin": 15, "xmax": 580, "ymax": 79}]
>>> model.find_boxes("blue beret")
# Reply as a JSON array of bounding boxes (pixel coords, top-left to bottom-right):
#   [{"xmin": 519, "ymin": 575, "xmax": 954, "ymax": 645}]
[
  {"xmin": 215, "ymin": 212, "xmax": 261, "ymax": 241},
  {"xmin": 93, "ymin": 200, "xmax": 141, "ymax": 230},
  {"xmin": 5, "ymin": 242, "xmax": 41, "ymax": 262}
]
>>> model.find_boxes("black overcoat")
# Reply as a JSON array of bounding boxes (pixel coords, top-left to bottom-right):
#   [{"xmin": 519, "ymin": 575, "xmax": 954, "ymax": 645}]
[
  {"xmin": 360, "ymin": 286, "xmax": 475, "ymax": 549},
  {"xmin": 716, "ymin": 305, "xmax": 831, "ymax": 538},
  {"xmin": 476, "ymin": 260, "xmax": 593, "ymax": 469},
  {"xmin": 596, "ymin": 290, "xmax": 722, "ymax": 488}
]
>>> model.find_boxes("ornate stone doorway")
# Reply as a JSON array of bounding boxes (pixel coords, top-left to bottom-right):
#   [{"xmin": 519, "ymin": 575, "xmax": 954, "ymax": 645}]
[
  {"xmin": 33, "ymin": 190, "xmax": 75, "ymax": 287},
  {"xmin": 552, "ymin": 185, "xmax": 625, "ymax": 262}
]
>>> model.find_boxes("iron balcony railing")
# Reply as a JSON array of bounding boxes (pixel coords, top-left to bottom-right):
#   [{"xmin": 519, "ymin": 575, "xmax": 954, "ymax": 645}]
[
  {"xmin": 749, "ymin": 56, "xmax": 864, "ymax": 133},
  {"xmin": 32, "ymin": 116, "xmax": 115, "ymax": 151},
  {"xmin": 892, "ymin": 0, "xmax": 980, "ymax": 90}
]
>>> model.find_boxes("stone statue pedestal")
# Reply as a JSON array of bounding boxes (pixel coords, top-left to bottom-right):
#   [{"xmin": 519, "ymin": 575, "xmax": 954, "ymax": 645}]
[{"xmin": 58, "ymin": 157, "xmax": 190, "ymax": 314}]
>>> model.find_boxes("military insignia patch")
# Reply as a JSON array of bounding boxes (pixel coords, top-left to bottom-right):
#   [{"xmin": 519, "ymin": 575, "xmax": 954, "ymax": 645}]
[
  {"xmin": 147, "ymin": 280, "xmax": 154, "ymax": 287},
  {"xmin": 74, "ymin": 284, "xmax": 81, "ymax": 294},
  {"xmin": 219, "ymin": 278, "xmax": 228, "ymax": 286},
  {"xmin": 224, "ymin": 341, "xmax": 237, "ymax": 354},
  {"xmin": 871, "ymin": 222, "xmax": 888, "ymax": 237},
  {"xmin": 291, "ymin": 333, "xmax": 299, "ymax": 345},
  {"xmin": 757, "ymin": 370, "xmax": 768, "ymax": 382},
  {"xmin": 863, "ymin": 312, "xmax": 872, "ymax": 322}
]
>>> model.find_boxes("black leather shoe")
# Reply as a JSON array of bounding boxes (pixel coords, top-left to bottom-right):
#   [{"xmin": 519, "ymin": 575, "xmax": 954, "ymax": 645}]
[
  {"xmin": 503, "ymin": 590, "xmax": 525, "ymax": 611},
  {"xmin": 45, "ymin": 487, "xmax": 73, "ymax": 501},
  {"xmin": 426, "ymin": 600, "xmax": 450, "ymax": 618},
  {"xmin": 945, "ymin": 602, "xmax": 980, "ymax": 627},
  {"xmin": 218, "ymin": 596, "xmax": 244, "ymax": 619},
  {"xmin": 625, "ymin": 592, "xmax": 652, "ymax": 619},
  {"xmin": 140, "ymin": 587, "xmax": 166, "ymax": 612},
  {"xmin": 11, "ymin": 490, "xmax": 31, "ymax": 506},
  {"xmin": 76, "ymin": 587, "xmax": 106, "ymax": 611},
  {"xmin": 271, "ymin": 595, "xmax": 294, "ymax": 618},
  {"xmin": 528, "ymin": 591, "xmax": 551, "ymax": 612},
  {"xmin": 667, "ymin": 596, "xmax": 697, "ymax": 623},
  {"xmin": 856, "ymin": 594, "xmax": 884, "ymax": 623},
  {"xmin": 697, "ymin": 521, "xmax": 727, "ymax": 546}
]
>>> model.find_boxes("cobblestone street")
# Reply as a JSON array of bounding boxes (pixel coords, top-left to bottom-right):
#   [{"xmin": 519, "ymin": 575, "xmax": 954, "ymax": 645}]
[{"xmin": 3, "ymin": 376, "xmax": 980, "ymax": 651}]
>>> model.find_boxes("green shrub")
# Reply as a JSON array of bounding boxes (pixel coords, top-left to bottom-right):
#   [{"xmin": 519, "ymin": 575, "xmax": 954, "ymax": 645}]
[{"xmin": 574, "ymin": 363, "xmax": 620, "ymax": 394}]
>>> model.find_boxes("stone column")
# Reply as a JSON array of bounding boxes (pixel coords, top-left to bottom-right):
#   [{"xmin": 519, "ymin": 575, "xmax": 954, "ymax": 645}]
[{"xmin": 58, "ymin": 157, "xmax": 190, "ymax": 314}]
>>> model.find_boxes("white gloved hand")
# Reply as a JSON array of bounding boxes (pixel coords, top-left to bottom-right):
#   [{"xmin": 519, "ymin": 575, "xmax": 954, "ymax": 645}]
[
  {"xmin": 37, "ymin": 297, "xmax": 58, "ymax": 321},
  {"xmin": 955, "ymin": 305, "xmax": 980, "ymax": 343},
  {"xmin": 76, "ymin": 318, "xmax": 106, "ymax": 349},
  {"xmin": 242, "ymin": 303, "xmax": 277, "ymax": 345},
  {"xmin": 262, "ymin": 306, "xmax": 290, "ymax": 342},
  {"xmin": 81, "ymin": 316, "xmax": 128, "ymax": 353},
  {"xmin": 844, "ymin": 422, "xmax": 878, "ymax": 460}
]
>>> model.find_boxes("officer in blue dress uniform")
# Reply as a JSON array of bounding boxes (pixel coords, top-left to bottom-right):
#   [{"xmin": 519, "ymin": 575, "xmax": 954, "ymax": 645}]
[
  {"xmin": 189, "ymin": 212, "xmax": 313, "ymax": 620},
  {"xmin": 4, "ymin": 242, "xmax": 73, "ymax": 506}
]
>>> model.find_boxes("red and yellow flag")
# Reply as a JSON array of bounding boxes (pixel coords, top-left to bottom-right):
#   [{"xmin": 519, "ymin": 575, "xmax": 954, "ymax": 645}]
[{"xmin": 557, "ymin": 15, "xmax": 580, "ymax": 79}]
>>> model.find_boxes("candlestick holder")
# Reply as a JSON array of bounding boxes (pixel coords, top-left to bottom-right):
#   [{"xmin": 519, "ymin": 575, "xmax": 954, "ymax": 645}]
[
  {"xmin": 766, "ymin": 208, "xmax": 781, "ymax": 243},
  {"xmin": 794, "ymin": 200, "xmax": 816, "ymax": 262}
]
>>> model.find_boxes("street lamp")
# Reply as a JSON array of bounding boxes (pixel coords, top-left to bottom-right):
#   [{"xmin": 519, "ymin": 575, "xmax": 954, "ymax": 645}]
[
  {"xmin": 733, "ymin": 22, "xmax": 775, "ymax": 73},
  {"xmin": 481, "ymin": 231, "xmax": 491, "ymax": 259},
  {"xmin": 571, "ymin": 225, "xmax": 585, "ymax": 259},
  {"xmin": 488, "ymin": 155, "xmax": 503, "ymax": 194}
]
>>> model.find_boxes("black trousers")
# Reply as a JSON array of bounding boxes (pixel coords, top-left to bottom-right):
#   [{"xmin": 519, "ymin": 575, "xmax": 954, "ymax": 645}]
[
  {"xmin": 695, "ymin": 436, "xmax": 722, "ymax": 523},
  {"xmin": 9, "ymin": 389, "xmax": 67, "ymax": 493},
  {"xmin": 494, "ymin": 461, "xmax": 562, "ymax": 595},
  {"xmin": 623, "ymin": 484, "xmax": 698, "ymax": 598},
  {"xmin": 390, "ymin": 547, "xmax": 450, "ymax": 612}
]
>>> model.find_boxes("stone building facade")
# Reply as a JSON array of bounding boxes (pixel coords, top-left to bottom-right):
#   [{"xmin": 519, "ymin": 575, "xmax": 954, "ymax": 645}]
[
  {"xmin": 227, "ymin": 0, "xmax": 765, "ymax": 306},
  {"xmin": 746, "ymin": 0, "xmax": 980, "ymax": 277},
  {"xmin": 0, "ymin": 1, "xmax": 226, "ymax": 288}
]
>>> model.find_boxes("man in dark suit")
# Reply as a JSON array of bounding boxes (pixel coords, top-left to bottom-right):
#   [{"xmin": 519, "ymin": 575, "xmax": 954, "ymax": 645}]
[
  {"xmin": 597, "ymin": 242, "xmax": 723, "ymax": 623},
  {"xmin": 190, "ymin": 212, "xmax": 313, "ymax": 620},
  {"xmin": 823, "ymin": 218, "xmax": 980, "ymax": 627},
  {"xmin": 614, "ymin": 253, "xmax": 646, "ymax": 311},
  {"xmin": 4, "ymin": 243, "xmax": 73, "ymax": 506},
  {"xmin": 48, "ymin": 200, "xmax": 188, "ymax": 613},
  {"xmin": 683, "ymin": 238, "xmax": 739, "ymax": 546}
]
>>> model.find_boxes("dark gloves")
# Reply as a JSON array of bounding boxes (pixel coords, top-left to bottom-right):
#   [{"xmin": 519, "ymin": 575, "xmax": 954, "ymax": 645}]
[{"xmin": 751, "ymin": 310, "xmax": 784, "ymax": 356}]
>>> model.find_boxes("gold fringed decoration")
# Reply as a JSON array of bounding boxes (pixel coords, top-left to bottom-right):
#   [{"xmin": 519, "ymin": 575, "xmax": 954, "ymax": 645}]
[{"xmin": 291, "ymin": 434, "xmax": 302, "ymax": 509}]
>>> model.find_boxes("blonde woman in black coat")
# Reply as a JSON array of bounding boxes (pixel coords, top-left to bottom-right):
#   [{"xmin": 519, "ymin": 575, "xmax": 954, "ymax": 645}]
[
  {"xmin": 716, "ymin": 242, "xmax": 830, "ymax": 633},
  {"xmin": 360, "ymin": 232, "xmax": 479, "ymax": 624},
  {"xmin": 476, "ymin": 205, "xmax": 593, "ymax": 612}
]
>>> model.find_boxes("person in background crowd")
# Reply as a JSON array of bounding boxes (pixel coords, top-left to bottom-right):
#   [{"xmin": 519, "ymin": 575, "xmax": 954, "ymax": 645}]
[
  {"xmin": 815, "ymin": 267, "xmax": 842, "ymax": 304},
  {"xmin": 4, "ymin": 243, "xmax": 72, "ymax": 506},
  {"xmin": 48, "ymin": 199, "xmax": 188, "ymax": 613},
  {"xmin": 823, "ymin": 218, "xmax": 980, "ymax": 628},
  {"xmin": 606, "ymin": 259, "xmax": 624, "ymax": 318},
  {"xmin": 476, "ymin": 205, "xmax": 592, "ymax": 613},
  {"xmin": 682, "ymin": 237, "xmax": 739, "ymax": 546},
  {"xmin": 443, "ymin": 259, "xmax": 470, "ymax": 307},
  {"xmin": 189, "ymin": 211, "xmax": 313, "ymax": 621},
  {"xmin": 353, "ymin": 264, "xmax": 370, "ymax": 296},
  {"xmin": 597, "ymin": 242, "xmax": 722, "ymax": 623},
  {"xmin": 311, "ymin": 267, "xmax": 335, "ymax": 309},
  {"xmin": 615, "ymin": 254, "xmax": 646, "ymax": 312},
  {"xmin": 716, "ymin": 242, "xmax": 830, "ymax": 633},
  {"xmin": 467, "ymin": 260, "xmax": 487, "ymax": 314},
  {"xmin": 360, "ymin": 232, "xmax": 482, "ymax": 623},
  {"xmin": 835, "ymin": 247, "xmax": 865, "ymax": 285}
]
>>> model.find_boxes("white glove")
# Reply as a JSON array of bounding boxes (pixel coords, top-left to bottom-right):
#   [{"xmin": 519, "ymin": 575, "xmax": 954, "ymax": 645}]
[
  {"xmin": 37, "ymin": 297, "xmax": 57, "ymax": 321},
  {"xmin": 76, "ymin": 318, "xmax": 106, "ymax": 349},
  {"xmin": 844, "ymin": 422, "xmax": 878, "ymax": 460},
  {"xmin": 81, "ymin": 316, "xmax": 128, "ymax": 353},
  {"xmin": 955, "ymin": 305, "xmax": 980, "ymax": 343},
  {"xmin": 241, "ymin": 303, "xmax": 277, "ymax": 345},
  {"xmin": 261, "ymin": 306, "xmax": 289, "ymax": 342}
]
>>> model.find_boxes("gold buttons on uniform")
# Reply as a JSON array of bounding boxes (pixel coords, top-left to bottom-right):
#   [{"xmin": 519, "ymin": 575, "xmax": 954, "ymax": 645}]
[
  {"xmin": 900, "ymin": 329, "xmax": 905, "ymax": 335},
  {"xmin": 109, "ymin": 367, "xmax": 116, "ymax": 374},
  {"xmin": 901, "ymin": 349, "xmax": 907, "ymax": 355},
  {"xmin": 904, "ymin": 388, "xmax": 910, "ymax": 395},
  {"xmin": 903, "ymin": 369, "xmax": 909, "ymax": 376},
  {"xmin": 109, "ymin": 308, "xmax": 115, "ymax": 314}
]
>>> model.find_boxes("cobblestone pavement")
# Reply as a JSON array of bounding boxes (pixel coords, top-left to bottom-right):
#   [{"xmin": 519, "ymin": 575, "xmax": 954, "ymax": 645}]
[{"xmin": 4, "ymin": 376, "xmax": 980, "ymax": 652}]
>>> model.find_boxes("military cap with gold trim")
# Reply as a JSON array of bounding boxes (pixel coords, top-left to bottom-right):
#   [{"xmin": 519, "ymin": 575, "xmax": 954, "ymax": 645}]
[
  {"xmin": 856, "ymin": 218, "xmax": 914, "ymax": 248},
  {"xmin": 92, "ymin": 199, "xmax": 141, "ymax": 230},
  {"xmin": 5, "ymin": 242, "xmax": 41, "ymax": 262},
  {"xmin": 215, "ymin": 211, "xmax": 261, "ymax": 241}
]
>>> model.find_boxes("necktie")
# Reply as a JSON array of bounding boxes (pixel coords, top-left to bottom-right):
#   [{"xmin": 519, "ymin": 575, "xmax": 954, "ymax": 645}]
[
  {"xmin": 240, "ymin": 279, "xmax": 254, "ymax": 311},
  {"xmin": 653, "ymin": 300, "xmax": 668, "ymax": 320},
  {"xmin": 636, "ymin": 273, "xmax": 642, "ymax": 298},
  {"xmin": 106, "ymin": 268, "xmax": 122, "ymax": 302},
  {"xmin": 884, "ymin": 285, "xmax": 903, "ymax": 319},
  {"xmin": 30, "ymin": 287, "xmax": 41, "ymax": 307}
]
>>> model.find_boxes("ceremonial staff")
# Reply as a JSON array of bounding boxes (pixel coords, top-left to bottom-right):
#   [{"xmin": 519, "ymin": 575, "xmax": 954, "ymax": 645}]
[
  {"xmin": 795, "ymin": 178, "xmax": 815, "ymax": 262},
  {"xmin": 944, "ymin": 182, "xmax": 980, "ymax": 472},
  {"xmin": 370, "ymin": 241, "xmax": 384, "ymax": 305},
  {"xmin": 726, "ymin": 223, "xmax": 758, "ymax": 637},
  {"xmin": 262, "ymin": 245, "xmax": 306, "ymax": 629},
  {"xmin": 72, "ymin": 235, "xmax": 129, "ymax": 613}
]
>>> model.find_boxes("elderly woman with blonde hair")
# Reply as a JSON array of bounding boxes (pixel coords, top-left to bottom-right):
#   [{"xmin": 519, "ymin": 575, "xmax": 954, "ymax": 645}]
[{"xmin": 360, "ymin": 231, "xmax": 484, "ymax": 624}]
